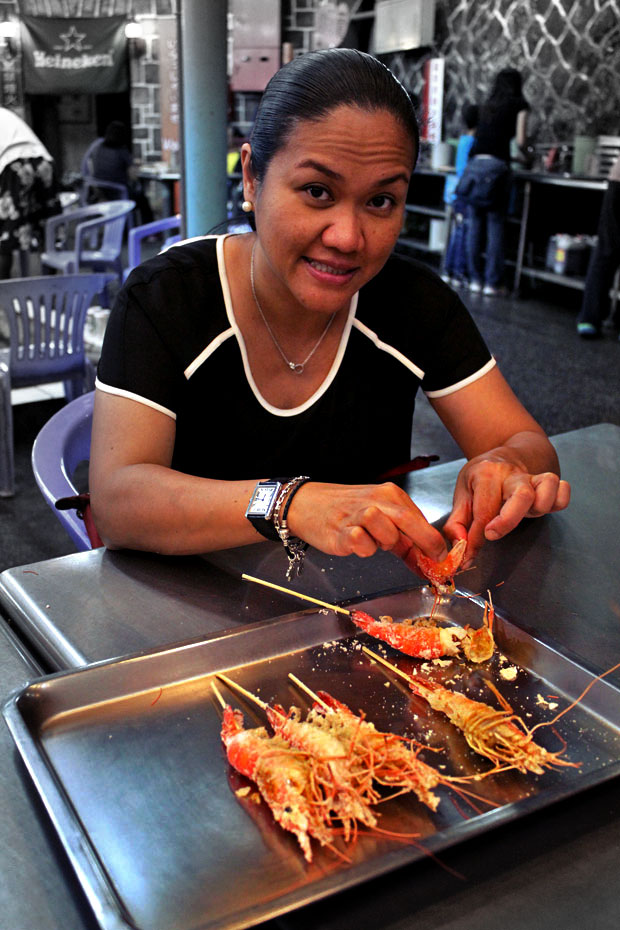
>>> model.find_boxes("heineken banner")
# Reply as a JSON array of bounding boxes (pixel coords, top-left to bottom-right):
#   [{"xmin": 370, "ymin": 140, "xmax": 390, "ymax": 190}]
[{"xmin": 21, "ymin": 16, "xmax": 127, "ymax": 94}]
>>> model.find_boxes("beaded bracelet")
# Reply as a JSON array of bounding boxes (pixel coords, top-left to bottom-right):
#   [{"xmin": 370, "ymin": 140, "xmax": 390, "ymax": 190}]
[{"xmin": 273, "ymin": 476, "xmax": 311, "ymax": 580}]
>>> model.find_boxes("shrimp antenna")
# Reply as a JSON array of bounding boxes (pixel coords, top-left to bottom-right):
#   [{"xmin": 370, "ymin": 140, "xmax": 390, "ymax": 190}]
[{"xmin": 288, "ymin": 673, "xmax": 330, "ymax": 710}]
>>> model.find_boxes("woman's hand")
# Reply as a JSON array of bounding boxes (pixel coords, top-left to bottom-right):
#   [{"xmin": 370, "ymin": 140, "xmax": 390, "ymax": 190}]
[
  {"xmin": 443, "ymin": 455, "xmax": 571, "ymax": 565},
  {"xmin": 286, "ymin": 481, "xmax": 449, "ymax": 571}
]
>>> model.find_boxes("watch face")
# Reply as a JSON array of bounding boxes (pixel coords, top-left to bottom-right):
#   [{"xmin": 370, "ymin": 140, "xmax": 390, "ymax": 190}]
[{"xmin": 248, "ymin": 482, "xmax": 280, "ymax": 517}]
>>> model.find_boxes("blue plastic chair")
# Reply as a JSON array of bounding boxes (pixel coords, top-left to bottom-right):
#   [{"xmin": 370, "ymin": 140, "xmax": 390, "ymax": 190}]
[
  {"xmin": 123, "ymin": 214, "xmax": 182, "ymax": 280},
  {"xmin": 41, "ymin": 200, "xmax": 136, "ymax": 282},
  {"xmin": 31, "ymin": 391, "xmax": 95, "ymax": 550},
  {"xmin": 0, "ymin": 273, "xmax": 113, "ymax": 497}
]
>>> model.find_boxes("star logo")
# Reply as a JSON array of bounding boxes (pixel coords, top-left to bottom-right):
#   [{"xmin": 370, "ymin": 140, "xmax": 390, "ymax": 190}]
[{"xmin": 54, "ymin": 25, "xmax": 91, "ymax": 53}]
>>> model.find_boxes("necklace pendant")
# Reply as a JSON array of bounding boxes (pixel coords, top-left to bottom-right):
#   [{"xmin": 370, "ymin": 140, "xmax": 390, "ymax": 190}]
[{"xmin": 290, "ymin": 362, "xmax": 304, "ymax": 374}]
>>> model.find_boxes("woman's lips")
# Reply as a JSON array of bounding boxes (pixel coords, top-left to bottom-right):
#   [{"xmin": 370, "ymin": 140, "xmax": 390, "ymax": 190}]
[{"xmin": 303, "ymin": 256, "xmax": 358, "ymax": 283}]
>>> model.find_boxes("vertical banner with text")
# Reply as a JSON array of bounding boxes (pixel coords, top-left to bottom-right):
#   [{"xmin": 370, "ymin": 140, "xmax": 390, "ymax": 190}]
[
  {"xmin": 420, "ymin": 57, "xmax": 445, "ymax": 144},
  {"xmin": 158, "ymin": 19, "xmax": 180, "ymax": 171}
]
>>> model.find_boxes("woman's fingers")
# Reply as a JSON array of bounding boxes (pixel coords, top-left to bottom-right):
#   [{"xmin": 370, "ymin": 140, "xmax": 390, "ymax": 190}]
[
  {"xmin": 287, "ymin": 481, "xmax": 447, "ymax": 562},
  {"xmin": 446, "ymin": 462, "xmax": 571, "ymax": 558},
  {"xmin": 485, "ymin": 472, "xmax": 569, "ymax": 539},
  {"xmin": 529, "ymin": 474, "xmax": 571, "ymax": 514}
]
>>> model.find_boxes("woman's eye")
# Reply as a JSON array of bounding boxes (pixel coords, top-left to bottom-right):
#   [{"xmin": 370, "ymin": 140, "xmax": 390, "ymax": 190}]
[
  {"xmin": 304, "ymin": 185, "xmax": 330, "ymax": 201},
  {"xmin": 369, "ymin": 194, "xmax": 396, "ymax": 210}
]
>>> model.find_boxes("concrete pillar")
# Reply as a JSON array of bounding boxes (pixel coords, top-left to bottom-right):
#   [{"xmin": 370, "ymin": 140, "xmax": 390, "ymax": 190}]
[{"xmin": 178, "ymin": 0, "xmax": 228, "ymax": 237}]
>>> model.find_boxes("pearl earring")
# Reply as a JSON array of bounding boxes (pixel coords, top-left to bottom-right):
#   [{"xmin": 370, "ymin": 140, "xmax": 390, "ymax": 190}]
[{"xmin": 242, "ymin": 200, "xmax": 253, "ymax": 213}]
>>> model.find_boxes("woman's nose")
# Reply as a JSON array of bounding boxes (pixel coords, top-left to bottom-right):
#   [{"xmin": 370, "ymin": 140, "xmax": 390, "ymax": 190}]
[{"xmin": 321, "ymin": 206, "xmax": 364, "ymax": 253}]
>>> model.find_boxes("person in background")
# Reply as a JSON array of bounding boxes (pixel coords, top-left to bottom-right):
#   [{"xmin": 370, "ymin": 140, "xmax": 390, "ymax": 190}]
[
  {"xmin": 89, "ymin": 121, "xmax": 154, "ymax": 225},
  {"xmin": 576, "ymin": 152, "xmax": 620, "ymax": 339},
  {"xmin": 89, "ymin": 49, "xmax": 569, "ymax": 580},
  {"xmin": 465, "ymin": 68, "xmax": 529, "ymax": 296},
  {"xmin": 441, "ymin": 103, "xmax": 479, "ymax": 288},
  {"xmin": 0, "ymin": 106, "xmax": 61, "ymax": 279}
]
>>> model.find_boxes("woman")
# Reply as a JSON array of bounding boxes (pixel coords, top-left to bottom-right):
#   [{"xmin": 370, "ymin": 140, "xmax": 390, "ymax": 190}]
[
  {"xmin": 90, "ymin": 49, "xmax": 568, "ymax": 579},
  {"xmin": 0, "ymin": 107, "xmax": 60, "ymax": 279},
  {"xmin": 464, "ymin": 68, "xmax": 529, "ymax": 296}
]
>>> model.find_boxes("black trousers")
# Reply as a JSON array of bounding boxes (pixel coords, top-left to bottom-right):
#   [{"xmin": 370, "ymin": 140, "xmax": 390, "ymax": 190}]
[{"xmin": 578, "ymin": 180, "xmax": 620, "ymax": 327}]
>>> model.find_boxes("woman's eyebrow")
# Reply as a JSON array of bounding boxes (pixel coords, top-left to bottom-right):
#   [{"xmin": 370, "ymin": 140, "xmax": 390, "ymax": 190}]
[
  {"xmin": 295, "ymin": 159, "xmax": 410, "ymax": 187},
  {"xmin": 295, "ymin": 159, "xmax": 342, "ymax": 179}
]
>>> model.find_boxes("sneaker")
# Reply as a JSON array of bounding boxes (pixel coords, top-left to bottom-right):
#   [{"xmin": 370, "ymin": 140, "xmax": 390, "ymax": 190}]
[
  {"xmin": 483, "ymin": 284, "xmax": 508, "ymax": 297},
  {"xmin": 469, "ymin": 280, "xmax": 482, "ymax": 293},
  {"xmin": 577, "ymin": 322, "xmax": 600, "ymax": 339},
  {"xmin": 450, "ymin": 276, "xmax": 465, "ymax": 288},
  {"xmin": 440, "ymin": 273, "xmax": 452, "ymax": 284}
]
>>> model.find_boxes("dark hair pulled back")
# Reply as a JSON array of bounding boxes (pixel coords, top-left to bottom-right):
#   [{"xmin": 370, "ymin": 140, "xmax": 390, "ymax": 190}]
[
  {"xmin": 483, "ymin": 68, "xmax": 527, "ymax": 120},
  {"xmin": 249, "ymin": 48, "xmax": 419, "ymax": 182}
]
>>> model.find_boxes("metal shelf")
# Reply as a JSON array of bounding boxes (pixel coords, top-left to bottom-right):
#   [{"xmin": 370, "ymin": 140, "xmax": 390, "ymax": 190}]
[
  {"xmin": 398, "ymin": 236, "xmax": 444, "ymax": 254},
  {"xmin": 518, "ymin": 267, "xmax": 586, "ymax": 290},
  {"xmin": 404, "ymin": 204, "xmax": 447, "ymax": 219}
]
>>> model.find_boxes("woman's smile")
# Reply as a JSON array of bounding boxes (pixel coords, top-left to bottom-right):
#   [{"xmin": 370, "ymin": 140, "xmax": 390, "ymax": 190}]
[{"xmin": 303, "ymin": 255, "xmax": 359, "ymax": 284}]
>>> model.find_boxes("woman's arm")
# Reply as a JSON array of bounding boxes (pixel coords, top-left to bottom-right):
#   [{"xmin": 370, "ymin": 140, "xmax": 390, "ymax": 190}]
[
  {"xmin": 89, "ymin": 391, "xmax": 260, "ymax": 554},
  {"xmin": 515, "ymin": 109, "xmax": 529, "ymax": 151},
  {"xmin": 89, "ymin": 390, "xmax": 450, "ymax": 564},
  {"xmin": 430, "ymin": 365, "xmax": 570, "ymax": 562}
]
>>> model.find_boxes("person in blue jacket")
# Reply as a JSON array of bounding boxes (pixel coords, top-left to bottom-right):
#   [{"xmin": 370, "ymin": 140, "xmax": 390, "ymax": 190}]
[{"xmin": 442, "ymin": 104, "xmax": 479, "ymax": 287}]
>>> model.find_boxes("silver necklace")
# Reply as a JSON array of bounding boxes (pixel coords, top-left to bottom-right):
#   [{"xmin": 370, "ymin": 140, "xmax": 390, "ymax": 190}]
[{"xmin": 250, "ymin": 242, "xmax": 336, "ymax": 375}]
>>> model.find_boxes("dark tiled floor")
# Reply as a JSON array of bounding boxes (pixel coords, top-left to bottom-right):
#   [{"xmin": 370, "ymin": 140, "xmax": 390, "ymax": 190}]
[{"xmin": 1, "ymin": 275, "xmax": 618, "ymax": 572}]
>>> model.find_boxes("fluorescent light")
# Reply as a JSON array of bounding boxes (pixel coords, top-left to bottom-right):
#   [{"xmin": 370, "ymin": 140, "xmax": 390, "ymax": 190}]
[
  {"xmin": 125, "ymin": 21, "xmax": 143, "ymax": 39},
  {"xmin": 0, "ymin": 21, "xmax": 18, "ymax": 39}
]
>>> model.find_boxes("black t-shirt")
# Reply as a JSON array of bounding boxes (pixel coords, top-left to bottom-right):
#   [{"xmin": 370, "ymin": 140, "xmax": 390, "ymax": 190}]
[
  {"xmin": 96, "ymin": 235, "xmax": 494, "ymax": 483},
  {"xmin": 470, "ymin": 96, "xmax": 529, "ymax": 163}
]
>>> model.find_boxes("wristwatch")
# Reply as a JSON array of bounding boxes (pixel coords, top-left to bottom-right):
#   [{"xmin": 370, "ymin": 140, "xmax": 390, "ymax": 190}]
[{"xmin": 245, "ymin": 479, "xmax": 285, "ymax": 541}]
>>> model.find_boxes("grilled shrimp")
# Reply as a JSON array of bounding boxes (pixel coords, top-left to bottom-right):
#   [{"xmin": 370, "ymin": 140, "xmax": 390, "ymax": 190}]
[
  {"xmin": 221, "ymin": 704, "xmax": 333, "ymax": 861},
  {"xmin": 309, "ymin": 690, "xmax": 441, "ymax": 811},
  {"xmin": 408, "ymin": 676, "xmax": 577, "ymax": 775},
  {"xmin": 351, "ymin": 597, "xmax": 495, "ymax": 663}
]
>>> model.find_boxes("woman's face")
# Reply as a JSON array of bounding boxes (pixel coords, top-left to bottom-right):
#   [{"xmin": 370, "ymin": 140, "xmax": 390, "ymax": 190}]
[{"xmin": 241, "ymin": 105, "xmax": 416, "ymax": 317}]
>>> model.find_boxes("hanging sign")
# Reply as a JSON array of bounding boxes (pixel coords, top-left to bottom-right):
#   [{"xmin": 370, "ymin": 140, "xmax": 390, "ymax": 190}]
[
  {"xmin": 21, "ymin": 16, "xmax": 127, "ymax": 94},
  {"xmin": 420, "ymin": 57, "xmax": 444, "ymax": 144},
  {"xmin": 158, "ymin": 18, "xmax": 180, "ymax": 170}
]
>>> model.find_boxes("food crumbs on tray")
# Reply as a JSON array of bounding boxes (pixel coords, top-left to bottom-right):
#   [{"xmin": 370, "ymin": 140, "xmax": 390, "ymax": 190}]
[
  {"xmin": 384, "ymin": 681, "xmax": 390, "ymax": 688},
  {"xmin": 536, "ymin": 693, "xmax": 559, "ymax": 710},
  {"xmin": 500, "ymin": 666, "xmax": 518, "ymax": 681},
  {"xmin": 432, "ymin": 658, "xmax": 453, "ymax": 668},
  {"xmin": 235, "ymin": 786, "xmax": 251, "ymax": 798}
]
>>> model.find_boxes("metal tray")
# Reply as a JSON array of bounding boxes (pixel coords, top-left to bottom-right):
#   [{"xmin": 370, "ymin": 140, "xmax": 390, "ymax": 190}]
[{"xmin": 5, "ymin": 586, "xmax": 620, "ymax": 930}]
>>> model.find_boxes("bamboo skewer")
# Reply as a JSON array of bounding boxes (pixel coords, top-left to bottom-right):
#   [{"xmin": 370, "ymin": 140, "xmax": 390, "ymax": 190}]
[
  {"xmin": 241, "ymin": 573, "xmax": 351, "ymax": 615},
  {"xmin": 217, "ymin": 671, "xmax": 270, "ymax": 710},
  {"xmin": 362, "ymin": 646, "xmax": 414, "ymax": 684},
  {"xmin": 211, "ymin": 681, "xmax": 226, "ymax": 708},
  {"xmin": 288, "ymin": 672, "xmax": 330, "ymax": 710}
]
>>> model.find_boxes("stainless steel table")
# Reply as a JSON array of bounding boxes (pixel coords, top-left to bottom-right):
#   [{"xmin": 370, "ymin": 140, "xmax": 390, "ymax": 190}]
[
  {"xmin": 1, "ymin": 424, "xmax": 618, "ymax": 680},
  {"xmin": 0, "ymin": 620, "xmax": 100, "ymax": 930},
  {"xmin": 1, "ymin": 422, "xmax": 620, "ymax": 930}
]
